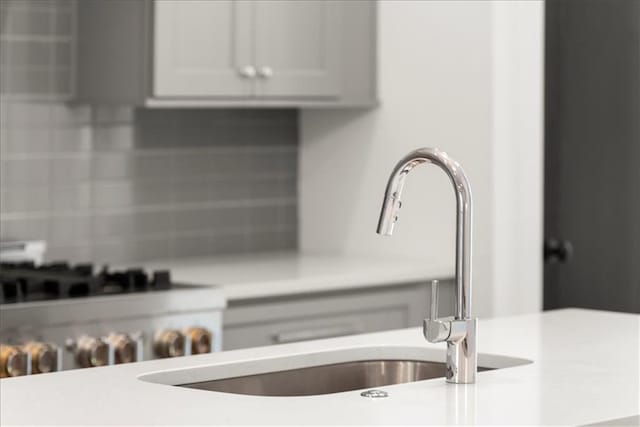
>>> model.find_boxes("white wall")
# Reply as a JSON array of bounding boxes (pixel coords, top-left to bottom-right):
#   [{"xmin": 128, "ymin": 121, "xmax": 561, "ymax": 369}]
[
  {"xmin": 299, "ymin": 0, "xmax": 543, "ymax": 318},
  {"xmin": 491, "ymin": 1, "xmax": 544, "ymax": 316}
]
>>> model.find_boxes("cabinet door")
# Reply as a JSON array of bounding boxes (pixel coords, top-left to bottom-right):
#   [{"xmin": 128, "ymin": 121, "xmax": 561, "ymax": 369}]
[
  {"xmin": 253, "ymin": 0, "xmax": 342, "ymax": 98},
  {"xmin": 153, "ymin": 0, "xmax": 253, "ymax": 97}
]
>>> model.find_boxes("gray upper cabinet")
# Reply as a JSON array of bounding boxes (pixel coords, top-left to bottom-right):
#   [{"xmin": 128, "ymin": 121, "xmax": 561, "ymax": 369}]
[
  {"xmin": 77, "ymin": 0, "xmax": 376, "ymax": 107},
  {"xmin": 253, "ymin": 1, "xmax": 342, "ymax": 98},
  {"xmin": 153, "ymin": 0, "xmax": 252, "ymax": 97}
]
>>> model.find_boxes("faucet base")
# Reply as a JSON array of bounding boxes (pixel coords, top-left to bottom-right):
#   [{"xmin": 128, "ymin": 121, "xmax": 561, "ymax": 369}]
[{"xmin": 445, "ymin": 318, "xmax": 477, "ymax": 384}]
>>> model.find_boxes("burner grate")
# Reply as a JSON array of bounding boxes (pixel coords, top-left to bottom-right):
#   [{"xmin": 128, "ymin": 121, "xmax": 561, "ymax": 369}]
[{"xmin": 0, "ymin": 262, "xmax": 172, "ymax": 304}]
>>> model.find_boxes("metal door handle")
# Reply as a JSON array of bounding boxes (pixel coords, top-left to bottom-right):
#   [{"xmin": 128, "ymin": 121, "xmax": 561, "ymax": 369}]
[
  {"xmin": 544, "ymin": 239, "xmax": 574, "ymax": 263},
  {"xmin": 273, "ymin": 324, "xmax": 361, "ymax": 344}
]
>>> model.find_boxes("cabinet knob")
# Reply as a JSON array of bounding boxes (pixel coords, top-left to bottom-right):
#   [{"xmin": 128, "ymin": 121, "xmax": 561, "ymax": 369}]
[
  {"xmin": 238, "ymin": 66, "xmax": 257, "ymax": 78},
  {"xmin": 257, "ymin": 66, "xmax": 274, "ymax": 78}
]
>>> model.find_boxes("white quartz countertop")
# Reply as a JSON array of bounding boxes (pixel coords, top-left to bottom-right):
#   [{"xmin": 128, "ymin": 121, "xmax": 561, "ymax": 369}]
[
  {"xmin": 134, "ymin": 251, "xmax": 452, "ymax": 301},
  {"xmin": 2, "ymin": 309, "xmax": 639, "ymax": 426}
]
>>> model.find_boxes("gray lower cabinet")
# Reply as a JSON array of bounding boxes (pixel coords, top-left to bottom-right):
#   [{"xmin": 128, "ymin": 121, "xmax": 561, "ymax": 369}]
[
  {"xmin": 77, "ymin": 0, "xmax": 376, "ymax": 107},
  {"xmin": 222, "ymin": 281, "xmax": 454, "ymax": 351}
]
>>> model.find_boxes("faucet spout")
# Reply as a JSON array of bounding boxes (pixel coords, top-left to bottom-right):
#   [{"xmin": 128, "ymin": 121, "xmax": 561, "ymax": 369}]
[{"xmin": 376, "ymin": 148, "xmax": 473, "ymax": 320}]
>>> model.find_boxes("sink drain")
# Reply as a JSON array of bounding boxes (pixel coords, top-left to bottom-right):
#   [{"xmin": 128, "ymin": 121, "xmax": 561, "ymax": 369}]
[{"xmin": 360, "ymin": 389, "xmax": 388, "ymax": 398}]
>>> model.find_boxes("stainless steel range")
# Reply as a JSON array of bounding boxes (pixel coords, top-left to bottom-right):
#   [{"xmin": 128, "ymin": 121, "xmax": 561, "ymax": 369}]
[{"xmin": 0, "ymin": 261, "xmax": 225, "ymax": 378}]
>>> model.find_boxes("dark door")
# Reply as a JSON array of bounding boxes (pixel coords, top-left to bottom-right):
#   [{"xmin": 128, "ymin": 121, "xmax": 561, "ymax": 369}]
[{"xmin": 544, "ymin": 0, "xmax": 640, "ymax": 313}]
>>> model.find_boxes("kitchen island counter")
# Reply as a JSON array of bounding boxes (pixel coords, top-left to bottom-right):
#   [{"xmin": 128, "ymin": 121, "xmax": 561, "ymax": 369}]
[{"xmin": 1, "ymin": 309, "xmax": 638, "ymax": 426}]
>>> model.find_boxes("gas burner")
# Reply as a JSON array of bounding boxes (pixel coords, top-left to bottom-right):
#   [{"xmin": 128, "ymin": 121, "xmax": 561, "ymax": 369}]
[
  {"xmin": 0, "ymin": 262, "xmax": 172, "ymax": 304},
  {"xmin": 0, "ymin": 266, "xmax": 224, "ymax": 373}
]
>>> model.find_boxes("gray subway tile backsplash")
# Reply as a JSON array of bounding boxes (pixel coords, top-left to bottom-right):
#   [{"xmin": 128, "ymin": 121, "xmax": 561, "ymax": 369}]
[
  {"xmin": 1, "ymin": 157, "xmax": 51, "ymax": 185},
  {"xmin": 48, "ymin": 183, "xmax": 91, "ymax": 212},
  {"xmin": 47, "ymin": 214, "xmax": 92, "ymax": 247},
  {"xmin": 0, "ymin": 187, "xmax": 50, "ymax": 214},
  {"xmin": 50, "ymin": 126, "xmax": 91, "ymax": 152},
  {"xmin": 0, "ymin": 216, "xmax": 49, "ymax": 241},
  {"xmin": 4, "ymin": 7, "xmax": 53, "ymax": 37},
  {"xmin": 0, "ymin": 0, "xmax": 298, "ymax": 263},
  {"xmin": 93, "ymin": 125, "xmax": 135, "ymax": 149},
  {"xmin": 10, "ymin": 40, "xmax": 53, "ymax": 67},
  {"xmin": 172, "ymin": 234, "xmax": 213, "ymax": 259},
  {"xmin": 50, "ymin": 155, "xmax": 92, "ymax": 184},
  {"xmin": 4, "ymin": 128, "xmax": 51, "ymax": 153},
  {"xmin": 50, "ymin": 103, "xmax": 91, "ymax": 125},
  {"xmin": 0, "ymin": 101, "xmax": 300, "ymax": 263}
]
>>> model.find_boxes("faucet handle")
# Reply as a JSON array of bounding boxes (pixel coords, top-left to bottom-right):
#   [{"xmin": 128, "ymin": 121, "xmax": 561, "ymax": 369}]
[
  {"xmin": 424, "ymin": 280, "xmax": 451, "ymax": 343},
  {"xmin": 430, "ymin": 280, "xmax": 439, "ymax": 320}
]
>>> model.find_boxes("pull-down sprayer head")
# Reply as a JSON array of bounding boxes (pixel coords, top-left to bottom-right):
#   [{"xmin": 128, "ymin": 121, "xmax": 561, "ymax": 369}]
[{"xmin": 376, "ymin": 191, "xmax": 402, "ymax": 236}]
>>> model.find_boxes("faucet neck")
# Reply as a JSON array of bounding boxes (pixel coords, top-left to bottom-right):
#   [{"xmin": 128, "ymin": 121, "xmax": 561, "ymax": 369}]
[
  {"xmin": 452, "ymin": 166, "xmax": 472, "ymax": 320},
  {"xmin": 377, "ymin": 148, "xmax": 473, "ymax": 320}
]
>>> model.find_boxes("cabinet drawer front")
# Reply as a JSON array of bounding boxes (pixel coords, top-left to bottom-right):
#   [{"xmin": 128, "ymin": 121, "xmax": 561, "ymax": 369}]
[
  {"xmin": 221, "ymin": 283, "xmax": 442, "ymax": 351},
  {"xmin": 223, "ymin": 305, "xmax": 408, "ymax": 350}
]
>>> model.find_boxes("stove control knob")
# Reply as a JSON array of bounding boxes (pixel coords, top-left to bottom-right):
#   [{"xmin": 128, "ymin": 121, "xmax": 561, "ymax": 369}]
[
  {"xmin": 154, "ymin": 330, "xmax": 185, "ymax": 358},
  {"xmin": 185, "ymin": 327, "xmax": 212, "ymax": 354},
  {"xmin": 23, "ymin": 342, "xmax": 57, "ymax": 374},
  {"xmin": 75, "ymin": 336, "xmax": 110, "ymax": 368},
  {"xmin": 0, "ymin": 345, "xmax": 29, "ymax": 378},
  {"xmin": 107, "ymin": 333, "xmax": 137, "ymax": 364}
]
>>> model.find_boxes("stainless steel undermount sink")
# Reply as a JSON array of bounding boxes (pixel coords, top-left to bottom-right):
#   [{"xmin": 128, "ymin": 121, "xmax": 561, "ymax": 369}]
[
  {"xmin": 138, "ymin": 346, "xmax": 532, "ymax": 397},
  {"xmin": 179, "ymin": 359, "xmax": 492, "ymax": 397}
]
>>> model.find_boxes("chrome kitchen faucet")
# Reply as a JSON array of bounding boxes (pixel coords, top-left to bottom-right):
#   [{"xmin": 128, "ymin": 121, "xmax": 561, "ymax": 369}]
[{"xmin": 376, "ymin": 147, "xmax": 477, "ymax": 384}]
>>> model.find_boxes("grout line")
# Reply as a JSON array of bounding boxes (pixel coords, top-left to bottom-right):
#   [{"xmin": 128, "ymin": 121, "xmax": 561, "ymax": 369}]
[
  {"xmin": 0, "ymin": 172, "xmax": 297, "ymax": 190},
  {"xmin": 0, "ymin": 197, "xmax": 298, "ymax": 220},
  {"xmin": 45, "ymin": 225, "xmax": 297, "ymax": 250},
  {"xmin": 0, "ymin": 65, "xmax": 73, "ymax": 71},
  {"xmin": 0, "ymin": 35, "xmax": 73, "ymax": 43},
  {"xmin": 0, "ymin": 144, "xmax": 297, "ymax": 159}
]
